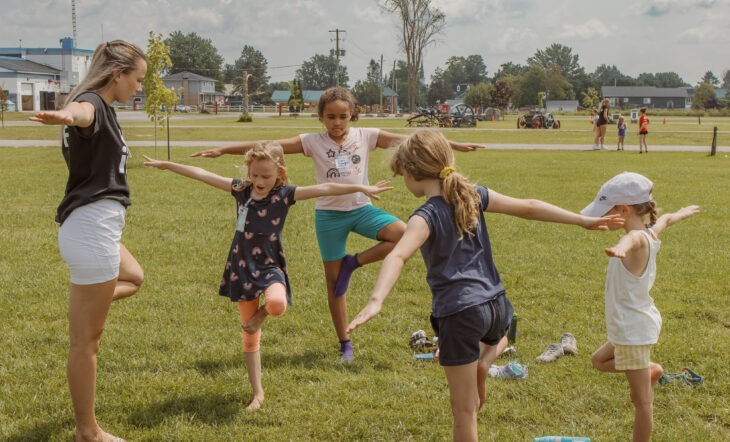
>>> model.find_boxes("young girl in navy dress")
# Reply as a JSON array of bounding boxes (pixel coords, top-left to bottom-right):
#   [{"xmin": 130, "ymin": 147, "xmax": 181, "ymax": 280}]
[
  {"xmin": 347, "ymin": 130, "xmax": 621, "ymax": 441},
  {"xmin": 143, "ymin": 142, "xmax": 390, "ymax": 410}
]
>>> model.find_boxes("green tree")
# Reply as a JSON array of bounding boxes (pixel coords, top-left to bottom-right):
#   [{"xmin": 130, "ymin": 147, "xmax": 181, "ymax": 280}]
[
  {"xmin": 692, "ymin": 82, "xmax": 718, "ymax": 110},
  {"xmin": 489, "ymin": 80, "xmax": 513, "ymax": 110},
  {"xmin": 722, "ymin": 69, "xmax": 730, "ymax": 88},
  {"xmin": 143, "ymin": 32, "xmax": 181, "ymax": 159},
  {"xmin": 638, "ymin": 72, "xmax": 687, "ymax": 87},
  {"xmin": 593, "ymin": 64, "xmax": 635, "ymax": 86},
  {"xmin": 463, "ymin": 82, "xmax": 492, "ymax": 111},
  {"xmin": 352, "ymin": 59, "xmax": 382, "ymax": 106},
  {"xmin": 384, "ymin": 60, "xmax": 424, "ymax": 109},
  {"xmin": 227, "ymin": 46, "xmax": 270, "ymax": 100},
  {"xmin": 512, "ymin": 64, "xmax": 546, "ymax": 108},
  {"xmin": 165, "ymin": 31, "xmax": 225, "ymax": 91},
  {"xmin": 528, "ymin": 44, "xmax": 584, "ymax": 81},
  {"xmin": 544, "ymin": 65, "xmax": 574, "ymax": 100},
  {"xmin": 296, "ymin": 54, "xmax": 349, "ymax": 90},
  {"xmin": 581, "ymin": 87, "xmax": 600, "ymax": 110},
  {"xmin": 288, "ymin": 78, "xmax": 303, "ymax": 112},
  {"xmin": 0, "ymin": 88, "xmax": 7, "ymax": 128},
  {"xmin": 427, "ymin": 67, "xmax": 455, "ymax": 103},
  {"xmin": 382, "ymin": 0, "xmax": 445, "ymax": 112},
  {"xmin": 493, "ymin": 62, "xmax": 527, "ymax": 81},
  {"xmin": 700, "ymin": 71, "xmax": 719, "ymax": 87}
]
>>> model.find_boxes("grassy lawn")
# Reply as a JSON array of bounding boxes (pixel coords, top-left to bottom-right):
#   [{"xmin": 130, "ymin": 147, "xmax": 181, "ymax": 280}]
[
  {"xmin": 2, "ymin": 110, "xmax": 729, "ymax": 146},
  {"xmin": 1, "ymin": 125, "xmax": 729, "ymax": 441}
]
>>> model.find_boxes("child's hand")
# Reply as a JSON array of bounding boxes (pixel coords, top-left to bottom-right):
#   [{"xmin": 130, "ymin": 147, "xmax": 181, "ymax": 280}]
[
  {"xmin": 28, "ymin": 110, "xmax": 74, "ymax": 126},
  {"xmin": 604, "ymin": 246, "xmax": 627, "ymax": 258},
  {"xmin": 363, "ymin": 180, "xmax": 393, "ymax": 200},
  {"xmin": 676, "ymin": 205, "xmax": 700, "ymax": 219},
  {"xmin": 582, "ymin": 213, "xmax": 624, "ymax": 230},
  {"xmin": 190, "ymin": 148, "xmax": 222, "ymax": 158},
  {"xmin": 142, "ymin": 155, "xmax": 171, "ymax": 170},
  {"xmin": 346, "ymin": 302, "xmax": 382, "ymax": 334}
]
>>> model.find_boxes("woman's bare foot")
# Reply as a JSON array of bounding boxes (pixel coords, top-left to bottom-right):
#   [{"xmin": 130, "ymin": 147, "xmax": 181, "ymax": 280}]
[
  {"xmin": 245, "ymin": 393, "xmax": 265, "ymax": 411},
  {"xmin": 242, "ymin": 307, "xmax": 268, "ymax": 334},
  {"xmin": 76, "ymin": 428, "xmax": 126, "ymax": 442}
]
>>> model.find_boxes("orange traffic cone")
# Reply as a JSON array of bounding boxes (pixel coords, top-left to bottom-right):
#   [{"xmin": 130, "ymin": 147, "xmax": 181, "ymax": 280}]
[
  {"xmin": 663, "ymin": 118, "xmax": 666, "ymax": 125},
  {"xmin": 491, "ymin": 115, "xmax": 495, "ymax": 122}
]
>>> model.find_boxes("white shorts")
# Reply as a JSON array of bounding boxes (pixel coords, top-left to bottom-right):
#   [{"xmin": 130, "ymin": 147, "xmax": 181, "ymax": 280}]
[{"xmin": 58, "ymin": 199, "xmax": 126, "ymax": 285}]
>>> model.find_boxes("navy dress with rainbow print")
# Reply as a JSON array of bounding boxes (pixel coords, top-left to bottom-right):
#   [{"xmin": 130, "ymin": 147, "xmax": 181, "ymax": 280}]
[{"xmin": 219, "ymin": 179, "xmax": 296, "ymax": 304}]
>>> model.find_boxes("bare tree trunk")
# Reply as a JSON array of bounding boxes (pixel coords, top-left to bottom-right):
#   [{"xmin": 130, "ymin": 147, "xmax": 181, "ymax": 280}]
[{"xmin": 382, "ymin": 0, "xmax": 445, "ymax": 113}]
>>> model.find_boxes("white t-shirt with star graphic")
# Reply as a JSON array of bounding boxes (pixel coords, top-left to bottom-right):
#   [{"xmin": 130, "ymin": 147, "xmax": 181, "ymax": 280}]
[{"xmin": 300, "ymin": 127, "xmax": 380, "ymax": 211}]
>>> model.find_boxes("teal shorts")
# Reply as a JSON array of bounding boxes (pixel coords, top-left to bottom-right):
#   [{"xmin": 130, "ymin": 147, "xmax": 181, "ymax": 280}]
[{"xmin": 315, "ymin": 205, "xmax": 400, "ymax": 261}]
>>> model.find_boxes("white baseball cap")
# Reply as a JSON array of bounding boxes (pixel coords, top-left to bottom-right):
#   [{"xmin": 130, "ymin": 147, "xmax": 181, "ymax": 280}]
[{"xmin": 581, "ymin": 172, "xmax": 654, "ymax": 217}]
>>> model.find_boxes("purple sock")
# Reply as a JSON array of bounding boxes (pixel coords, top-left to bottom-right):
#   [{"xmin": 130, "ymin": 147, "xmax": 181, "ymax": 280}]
[
  {"xmin": 340, "ymin": 339, "xmax": 354, "ymax": 362},
  {"xmin": 334, "ymin": 254, "xmax": 360, "ymax": 297}
]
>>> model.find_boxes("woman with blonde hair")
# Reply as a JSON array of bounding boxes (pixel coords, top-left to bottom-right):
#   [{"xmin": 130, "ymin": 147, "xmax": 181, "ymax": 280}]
[{"xmin": 30, "ymin": 40, "xmax": 147, "ymax": 442}]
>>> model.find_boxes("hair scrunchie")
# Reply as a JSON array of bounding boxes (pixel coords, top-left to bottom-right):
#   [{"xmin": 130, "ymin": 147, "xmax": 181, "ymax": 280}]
[{"xmin": 439, "ymin": 166, "xmax": 456, "ymax": 179}]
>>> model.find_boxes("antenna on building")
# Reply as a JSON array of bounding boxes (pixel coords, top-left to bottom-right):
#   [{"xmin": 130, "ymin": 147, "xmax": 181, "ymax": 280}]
[{"xmin": 71, "ymin": 0, "xmax": 77, "ymax": 47}]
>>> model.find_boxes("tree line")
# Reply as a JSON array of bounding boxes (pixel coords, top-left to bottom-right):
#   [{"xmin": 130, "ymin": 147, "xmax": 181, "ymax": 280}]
[{"xmin": 162, "ymin": 28, "xmax": 730, "ymax": 112}]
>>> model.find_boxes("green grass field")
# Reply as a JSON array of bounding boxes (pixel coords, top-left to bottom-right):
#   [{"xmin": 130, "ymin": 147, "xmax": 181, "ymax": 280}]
[{"xmin": 1, "ymin": 120, "xmax": 729, "ymax": 441}]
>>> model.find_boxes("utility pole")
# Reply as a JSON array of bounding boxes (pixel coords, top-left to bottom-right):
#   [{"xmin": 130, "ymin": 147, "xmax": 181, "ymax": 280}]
[
  {"xmin": 242, "ymin": 70, "xmax": 251, "ymax": 117},
  {"xmin": 379, "ymin": 54, "xmax": 383, "ymax": 111},
  {"xmin": 329, "ymin": 29, "xmax": 346, "ymax": 87}
]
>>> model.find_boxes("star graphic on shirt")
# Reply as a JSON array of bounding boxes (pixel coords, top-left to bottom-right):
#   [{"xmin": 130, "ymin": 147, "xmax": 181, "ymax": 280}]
[{"xmin": 327, "ymin": 149, "xmax": 337, "ymax": 158}]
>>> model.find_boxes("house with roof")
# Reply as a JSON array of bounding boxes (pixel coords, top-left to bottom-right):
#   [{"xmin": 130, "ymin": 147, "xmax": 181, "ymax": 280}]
[
  {"xmin": 162, "ymin": 71, "xmax": 223, "ymax": 106},
  {"xmin": 0, "ymin": 56, "xmax": 61, "ymax": 111},
  {"xmin": 601, "ymin": 86, "xmax": 691, "ymax": 110},
  {"xmin": 270, "ymin": 89, "xmax": 325, "ymax": 107}
]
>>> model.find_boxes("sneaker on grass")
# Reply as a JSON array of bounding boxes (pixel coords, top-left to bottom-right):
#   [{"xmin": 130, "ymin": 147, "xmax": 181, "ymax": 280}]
[
  {"xmin": 560, "ymin": 333, "xmax": 578, "ymax": 355},
  {"xmin": 489, "ymin": 361, "xmax": 528, "ymax": 379},
  {"xmin": 536, "ymin": 343, "xmax": 564, "ymax": 363}
]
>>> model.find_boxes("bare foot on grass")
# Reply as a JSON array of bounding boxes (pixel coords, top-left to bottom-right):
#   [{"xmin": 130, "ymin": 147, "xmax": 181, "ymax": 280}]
[
  {"xmin": 242, "ymin": 307, "xmax": 268, "ymax": 334},
  {"xmin": 245, "ymin": 393, "xmax": 265, "ymax": 411},
  {"xmin": 75, "ymin": 428, "xmax": 126, "ymax": 442}
]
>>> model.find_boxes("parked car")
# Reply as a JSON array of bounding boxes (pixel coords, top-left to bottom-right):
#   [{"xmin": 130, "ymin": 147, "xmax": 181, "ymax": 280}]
[{"xmin": 175, "ymin": 104, "xmax": 192, "ymax": 112}]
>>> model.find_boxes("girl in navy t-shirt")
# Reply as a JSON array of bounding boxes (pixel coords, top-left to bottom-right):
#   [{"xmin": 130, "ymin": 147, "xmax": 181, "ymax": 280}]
[{"xmin": 347, "ymin": 130, "xmax": 621, "ymax": 441}]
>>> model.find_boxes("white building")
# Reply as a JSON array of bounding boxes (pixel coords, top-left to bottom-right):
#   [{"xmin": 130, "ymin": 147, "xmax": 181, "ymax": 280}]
[{"xmin": 0, "ymin": 56, "xmax": 60, "ymax": 111}]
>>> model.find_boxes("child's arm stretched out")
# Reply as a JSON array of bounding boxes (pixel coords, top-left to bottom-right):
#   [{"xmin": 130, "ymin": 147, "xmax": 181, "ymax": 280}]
[
  {"xmin": 294, "ymin": 181, "xmax": 393, "ymax": 202},
  {"xmin": 485, "ymin": 189, "xmax": 624, "ymax": 230},
  {"xmin": 190, "ymin": 136, "xmax": 303, "ymax": 158},
  {"xmin": 376, "ymin": 130, "xmax": 484, "ymax": 152},
  {"xmin": 605, "ymin": 205, "xmax": 700, "ymax": 258},
  {"xmin": 347, "ymin": 215, "xmax": 430, "ymax": 333},
  {"xmin": 142, "ymin": 155, "xmax": 232, "ymax": 191}
]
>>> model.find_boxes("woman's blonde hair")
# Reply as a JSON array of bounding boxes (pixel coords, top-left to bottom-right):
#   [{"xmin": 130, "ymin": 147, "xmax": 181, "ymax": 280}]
[
  {"xmin": 65, "ymin": 40, "xmax": 146, "ymax": 105},
  {"xmin": 391, "ymin": 130, "xmax": 480, "ymax": 239},
  {"xmin": 233, "ymin": 141, "xmax": 289, "ymax": 191}
]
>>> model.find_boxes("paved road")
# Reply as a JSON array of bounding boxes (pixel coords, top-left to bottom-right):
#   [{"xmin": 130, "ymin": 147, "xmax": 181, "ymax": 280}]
[{"xmin": 1, "ymin": 139, "xmax": 727, "ymax": 152}]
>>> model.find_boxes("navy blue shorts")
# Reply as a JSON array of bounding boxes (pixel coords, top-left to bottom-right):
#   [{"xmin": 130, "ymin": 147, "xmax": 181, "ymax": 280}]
[{"xmin": 430, "ymin": 294, "xmax": 513, "ymax": 366}]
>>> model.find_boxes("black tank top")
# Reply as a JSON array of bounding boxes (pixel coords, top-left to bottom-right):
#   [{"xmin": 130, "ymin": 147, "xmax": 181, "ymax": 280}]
[{"xmin": 56, "ymin": 91, "xmax": 131, "ymax": 223}]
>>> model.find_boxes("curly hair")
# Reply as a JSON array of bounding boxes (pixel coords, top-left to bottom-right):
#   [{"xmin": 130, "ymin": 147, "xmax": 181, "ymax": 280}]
[
  {"xmin": 391, "ymin": 130, "xmax": 480, "ymax": 239},
  {"xmin": 316, "ymin": 86, "xmax": 359, "ymax": 121},
  {"xmin": 233, "ymin": 141, "xmax": 289, "ymax": 191}
]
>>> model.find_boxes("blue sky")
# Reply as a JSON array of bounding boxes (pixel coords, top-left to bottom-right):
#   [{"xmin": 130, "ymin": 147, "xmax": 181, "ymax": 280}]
[{"xmin": 2, "ymin": 0, "xmax": 728, "ymax": 86}]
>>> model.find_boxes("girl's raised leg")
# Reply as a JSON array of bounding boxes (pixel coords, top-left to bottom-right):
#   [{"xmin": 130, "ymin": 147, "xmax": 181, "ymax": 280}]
[{"xmin": 112, "ymin": 244, "xmax": 143, "ymax": 301}]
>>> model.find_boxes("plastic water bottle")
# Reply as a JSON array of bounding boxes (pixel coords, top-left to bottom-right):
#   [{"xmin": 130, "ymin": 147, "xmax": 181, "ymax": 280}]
[
  {"xmin": 533, "ymin": 437, "xmax": 590, "ymax": 442},
  {"xmin": 508, "ymin": 313, "xmax": 518, "ymax": 343}
]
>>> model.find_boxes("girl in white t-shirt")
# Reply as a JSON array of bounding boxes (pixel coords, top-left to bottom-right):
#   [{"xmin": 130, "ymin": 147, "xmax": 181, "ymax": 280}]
[
  {"xmin": 581, "ymin": 172, "xmax": 699, "ymax": 442},
  {"xmin": 192, "ymin": 87, "xmax": 482, "ymax": 362}
]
